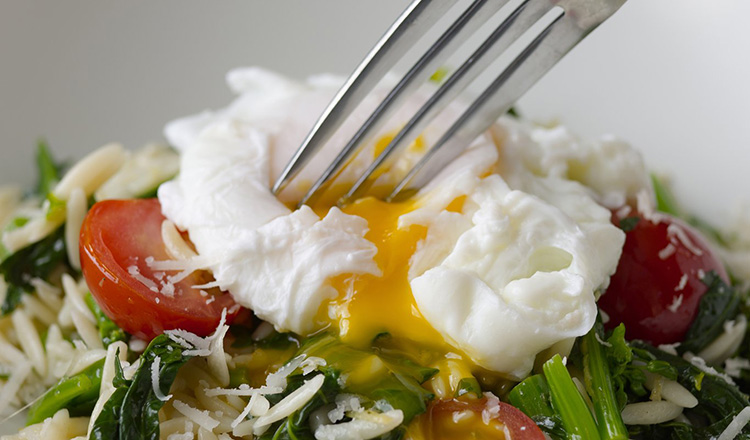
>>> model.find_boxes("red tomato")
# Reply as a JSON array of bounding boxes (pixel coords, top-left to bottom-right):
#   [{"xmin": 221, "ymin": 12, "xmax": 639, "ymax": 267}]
[
  {"xmin": 598, "ymin": 212, "xmax": 728, "ymax": 345},
  {"xmin": 409, "ymin": 397, "xmax": 545, "ymax": 440},
  {"xmin": 80, "ymin": 198, "xmax": 239, "ymax": 340}
]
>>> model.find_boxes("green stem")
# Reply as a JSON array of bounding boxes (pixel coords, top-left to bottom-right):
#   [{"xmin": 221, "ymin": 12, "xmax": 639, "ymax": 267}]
[
  {"xmin": 27, "ymin": 358, "xmax": 105, "ymax": 425},
  {"xmin": 509, "ymin": 374, "xmax": 565, "ymax": 439},
  {"xmin": 582, "ymin": 323, "xmax": 629, "ymax": 440},
  {"xmin": 543, "ymin": 354, "xmax": 601, "ymax": 440}
]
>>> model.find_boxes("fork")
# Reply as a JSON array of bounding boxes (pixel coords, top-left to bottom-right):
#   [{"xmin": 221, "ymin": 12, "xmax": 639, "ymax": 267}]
[{"xmin": 272, "ymin": 0, "xmax": 627, "ymax": 206}]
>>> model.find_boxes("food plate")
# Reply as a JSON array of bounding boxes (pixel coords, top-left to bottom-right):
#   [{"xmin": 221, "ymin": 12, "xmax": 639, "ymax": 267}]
[{"xmin": 1, "ymin": 1, "xmax": 749, "ymax": 438}]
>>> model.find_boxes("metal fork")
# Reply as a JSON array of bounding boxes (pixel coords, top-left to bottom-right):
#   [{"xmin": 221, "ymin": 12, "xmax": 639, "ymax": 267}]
[{"xmin": 272, "ymin": 0, "xmax": 627, "ymax": 205}]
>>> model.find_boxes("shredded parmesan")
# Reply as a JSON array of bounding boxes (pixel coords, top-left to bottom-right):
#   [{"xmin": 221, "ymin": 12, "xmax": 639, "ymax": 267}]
[
  {"xmin": 152, "ymin": 356, "xmax": 173, "ymax": 402},
  {"xmin": 667, "ymin": 294, "xmax": 684, "ymax": 313},
  {"xmin": 594, "ymin": 332, "xmax": 612, "ymax": 347},
  {"xmin": 683, "ymin": 352, "xmax": 735, "ymax": 385},
  {"xmin": 301, "ymin": 356, "xmax": 327, "ymax": 375},
  {"xmin": 254, "ymin": 374, "xmax": 325, "ymax": 435},
  {"xmin": 128, "ymin": 265, "xmax": 160, "ymax": 293},
  {"xmin": 667, "ymin": 223, "xmax": 704, "ymax": 256},
  {"xmin": 658, "ymin": 243, "xmax": 677, "ymax": 260},
  {"xmin": 674, "ymin": 274, "xmax": 688, "ymax": 292},
  {"xmin": 172, "ymin": 399, "xmax": 220, "ymax": 432},
  {"xmin": 718, "ymin": 406, "xmax": 750, "ymax": 440}
]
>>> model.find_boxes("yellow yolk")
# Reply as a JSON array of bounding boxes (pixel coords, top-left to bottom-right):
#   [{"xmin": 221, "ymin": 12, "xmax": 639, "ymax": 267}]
[
  {"xmin": 324, "ymin": 196, "xmax": 446, "ymax": 350},
  {"xmin": 405, "ymin": 405, "xmax": 511, "ymax": 440}
]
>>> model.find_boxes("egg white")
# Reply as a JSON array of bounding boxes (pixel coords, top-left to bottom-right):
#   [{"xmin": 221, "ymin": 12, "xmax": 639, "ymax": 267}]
[{"xmin": 158, "ymin": 67, "xmax": 650, "ymax": 378}]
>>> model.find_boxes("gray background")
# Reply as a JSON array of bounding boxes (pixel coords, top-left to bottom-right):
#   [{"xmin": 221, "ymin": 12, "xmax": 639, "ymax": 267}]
[{"xmin": 2, "ymin": 0, "xmax": 749, "ymax": 225}]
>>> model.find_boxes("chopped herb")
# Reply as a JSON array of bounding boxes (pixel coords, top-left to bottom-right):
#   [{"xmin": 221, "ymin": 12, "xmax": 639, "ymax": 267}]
[
  {"xmin": 618, "ymin": 216, "xmax": 640, "ymax": 232},
  {"xmin": 0, "ymin": 226, "xmax": 69, "ymax": 315}
]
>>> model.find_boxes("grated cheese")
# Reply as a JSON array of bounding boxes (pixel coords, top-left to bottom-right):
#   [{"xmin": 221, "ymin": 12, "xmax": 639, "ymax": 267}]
[
  {"xmin": 254, "ymin": 374, "xmax": 326, "ymax": 435},
  {"xmin": 667, "ymin": 294, "xmax": 684, "ymax": 313},
  {"xmin": 683, "ymin": 352, "xmax": 735, "ymax": 385},
  {"xmin": 152, "ymin": 356, "xmax": 173, "ymax": 402},
  {"xmin": 301, "ymin": 356, "xmax": 327, "ymax": 375},
  {"xmin": 674, "ymin": 274, "xmax": 688, "ymax": 292},
  {"xmin": 127, "ymin": 265, "xmax": 160, "ymax": 293},
  {"xmin": 658, "ymin": 243, "xmax": 677, "ymax": 260},
  {"xmin": 172, "ymin": 399, "xmax": 220, "ymax": 432},
  {"xmin": 667, "ymin": 223, "xmax": 704, "ymax": 256},
  {"xmin": 718, "ymin": 406, "xmax": 750, "ymax": 440}
]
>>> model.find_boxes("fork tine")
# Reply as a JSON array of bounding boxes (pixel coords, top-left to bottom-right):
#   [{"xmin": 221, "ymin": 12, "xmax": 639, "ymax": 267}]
[
  {"xmin": 387, "ymin": 2, "xmax": 625, "ymax": 201},
  {"xmin": 298, "ymin": 0, "xmax": 509, "ymax": 207},
  {"xmin": 272, "ymin": 0, "xmax": 455, "ymax": 195},
  {"xmin": 341, "ymin": 0, "xmax": 554, "ymax": 204}
]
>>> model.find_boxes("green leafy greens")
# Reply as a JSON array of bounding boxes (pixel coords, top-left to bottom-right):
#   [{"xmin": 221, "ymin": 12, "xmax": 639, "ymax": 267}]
[
  {"xmin": 258, "ymin": 334, "xmax": 437, "ymax": 440},
  {"xmin": 27, "ymin": 358, "xmax": 105, "ymax": 425},
  {"xmin": 680, "ymin": 271, "xmax": 741, "ymax": 354},
  {"xmin": 89, "ymin": 334, "xmax": 193, "ymax": 440},
  {"xmin": 0, "ymin": 225, "xmax": 69, "ymax": 315}
]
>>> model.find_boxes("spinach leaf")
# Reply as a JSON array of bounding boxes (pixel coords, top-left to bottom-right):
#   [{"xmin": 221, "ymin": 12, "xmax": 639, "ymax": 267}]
[
  {"xmin": 118, "ymin": 334, "xmax": 192, "ymax": 440},
  {"xmin": 617, "ymin": 216, "xmax": 640, "ymax": 232},
  {"xmin": 604, "ymin": 324, "xmax": 648, "ymax": 408},
  {"xmin": 0, "ymin": 225, "xmax": 69, "ymax": 315},
  {"xmin": 260, "ymin": 369, "xmax": 342, "ymax": 440},
  {"xmin": 89, "ymin": 334, "xmax": 192, "ymax": 440},
  {"xmin": 27, "ymin": 358, "xmax": 105, "ymax": 425},
  {"xmin": 84, "ymin": 293, "xmax": 128, "ymax": 347},
  {"xmin": 298, "ymin": 334, "xmax": 436, "ymax": 423},
  {"xmin": 680, "ymin": 271, "xmax": 740, "ymax": 354},
  {"xmin": 508, "ymin": 374, "xmax": 565, "ymax": 439},
  {"xmin": 89, "ymin": 354, "xmax": 130, "ymax": 440},
  {"xmin": 260, "ymin": 334, "xmax": 436, "ymax": 440},
  {"xmin": 35, "ymin": 139, "xmax": 64, "ymax": 197},
  {"xmin": 230, "ymin": 324, "xmax": 299, "ymax": 350},
  {"xmin": 89, "ymin": 387, "xmax": 128, "ymax": 440}
]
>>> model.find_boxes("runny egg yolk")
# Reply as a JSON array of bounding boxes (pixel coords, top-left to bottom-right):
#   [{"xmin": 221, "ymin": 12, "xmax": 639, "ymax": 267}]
[
  {"xmin": 328, "ymin": 196, "xmax": 441, "ymax": 349},
  {"xmin": 305, "ymin": 134, "xmax": 505, "ymax": 403},
  {"xmin": 311, "ymin": 190, "xmax": 488, "ymax": 398}
]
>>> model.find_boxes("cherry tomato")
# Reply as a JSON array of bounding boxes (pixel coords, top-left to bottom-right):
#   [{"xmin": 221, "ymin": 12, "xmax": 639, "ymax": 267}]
[
  {"xmin": 80, "ymin": 198, "xmax": 238, "ymax": 340},
  {"xmin": 408, "ymin": 397, "xmax": 545, "ymax": 440},
  {"xmin": 598, "ymin": 212, "xmax": 728, "ymax": 345}
]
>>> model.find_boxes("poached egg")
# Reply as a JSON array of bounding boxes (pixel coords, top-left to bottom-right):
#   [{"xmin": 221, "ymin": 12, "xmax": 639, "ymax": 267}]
[{"xmin": 158, "ymin": 67, "xmax": 649, "ymax": 379}]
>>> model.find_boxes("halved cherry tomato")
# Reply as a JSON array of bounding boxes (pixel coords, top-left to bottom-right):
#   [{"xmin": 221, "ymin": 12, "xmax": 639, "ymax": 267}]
[
  {"xmin": 408, "ymin": 397, "xmax": 545, "ymax": 440},
  {"xmin": 80, "ymin": 198, "xmax": 238, "ymax": 340},
  {"xmin": 598, "ymin": 212, "xmax": 729, "ymax": 345}
]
